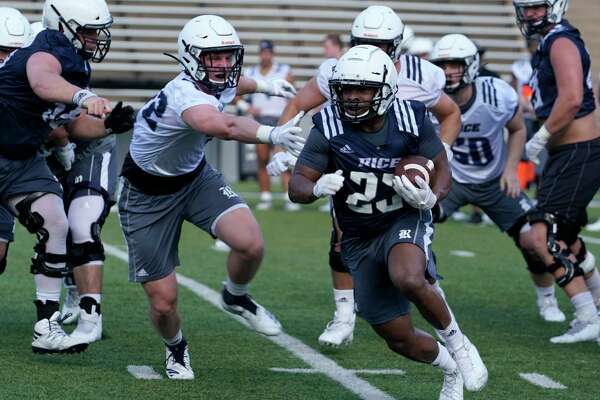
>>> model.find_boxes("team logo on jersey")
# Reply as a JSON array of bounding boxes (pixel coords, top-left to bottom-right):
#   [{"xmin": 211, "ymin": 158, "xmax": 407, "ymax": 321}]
[
  {"xmin": 219, "ymin": 185, "xmax": 238, "ymax": 199},
  {"xmin": 339, "ymin": 144, "xmax": 354, "ymax": 154},
  {"xmin": 398, "ymin": 229, "xmax": 412, "ymax": 239}
]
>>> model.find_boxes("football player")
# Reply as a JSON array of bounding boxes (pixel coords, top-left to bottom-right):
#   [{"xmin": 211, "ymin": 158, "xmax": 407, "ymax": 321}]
[
  {"xmin": 268, "ymin": 5, "xmax": 461, "ymax": 347},
  {"xmin": 0, "ymin": 0, "xmax": 133, "ymax": 353},
  {"xmin": 118, "ymin": 15, "xmax": 304, "ymax": 379},
  {"xmin": 289, "ymin": 45, "xmax": 487, "ymax": 398},
  {"xmin": 429, "ymin": 33, "xmax": 567, "ymax": 322},
  {"xmin": 512, "ymin": 0, "xmax": 600, "ymax": 343},
  {"xmin": 0, "ymin": 7, "xmax": 30, "ymax": 276}
]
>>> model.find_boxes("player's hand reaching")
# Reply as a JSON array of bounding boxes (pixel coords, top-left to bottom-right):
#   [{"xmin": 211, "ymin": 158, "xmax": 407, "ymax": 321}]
[
  {"xmin": 104, "ymin": 101, "xmax": 135, "ymax": 134},
  {"xmin": 53, "ymin": 142, "xmax": 76, "ymax": 171},
  {"xmin": 257, "ymin": 111, "xmax": 305, "ymax": 157},
  {"xmin": 73, "ymin": 89, "xmax": 112, "ymax": 118},
  {"xmin": 500, "ymin": 168, "xmax": 520, "ymax": 198},
  {"xmin": 267, "ymin": 151, "xmax": 297, "ymax": 176},
  {"xmin": 313, "ymin": 170, "xmax": 345, "ymax": 198},
  {"xmin": 255, "ymin": 78, "xmax": 297, "ymax": 99},
  {"xmin": 393, "ymin": 175, "xmax": 437, "ymax": 210}
]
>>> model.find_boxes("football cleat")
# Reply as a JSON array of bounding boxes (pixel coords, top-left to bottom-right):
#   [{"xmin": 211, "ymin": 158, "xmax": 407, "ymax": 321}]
[
  {"xmin": 61, "ymin": 287, "xmax": 80, "ymax": 325},
  {"xmin": 212, "ymin": 239, "xmax": 231, "ymax": 253},
  {"xmin": 550, "ymin": 318, "xmax": 600, "ymax": 344},
  {"xmin": 165, "ymin": 342, "xmax": 194, "ymax": 380},
  {"xmin": 439, "ymin": 369, "xmax": 464, "ymax": 400},
  {"xmin": 221, "ymin": 288, "xmax": 282, "ymax": 336},
  {"xmin": 283, "ymin": 201, "xmax": 301, "ymax": 212},
  {"xmin": 318, "ymin": 312, "xmax": 355, "ymax": 347},
  {"xmin": 255, "ymin": 201, "xmax": 272, "ymax": 211},
  {"xmin": 32, "ymin": 312, "xmax": 88, "ymax": 354},
  {"xmin": 537, "ymin": 296, "xmax": 566, "ymax": 322},
  {"xmin": 70, "ymin": 305, "xmax": 102, "ymax": 343},
  {"xmin": 450, "ymin": 336, "xmax": 488, "ymax": 392}
]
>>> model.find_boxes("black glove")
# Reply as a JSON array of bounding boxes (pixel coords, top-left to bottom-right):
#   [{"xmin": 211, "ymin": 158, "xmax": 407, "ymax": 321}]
[{"xmin": 104, "ymin": 101, "xmax": 135, "ymax": 134}]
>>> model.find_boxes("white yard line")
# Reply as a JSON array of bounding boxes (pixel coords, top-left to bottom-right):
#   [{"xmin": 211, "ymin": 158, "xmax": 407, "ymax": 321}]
[
  {"xmin": 519, "ymin": 373, "xmax": 567, "ymax": 389},
  {"xmin": 127, "ymin": 365, "xmax": 163, "ymax": 380},
  {"xmin": 271, "ymin": 368, "xmax": 406, "ymax": 376},
  {"xmin": 105, "ymin": 244, "xmax": 395, "ymax": 400},
  {"xmin": 449, "ymin": 250, "xmax": 475, "ymax": 257}
]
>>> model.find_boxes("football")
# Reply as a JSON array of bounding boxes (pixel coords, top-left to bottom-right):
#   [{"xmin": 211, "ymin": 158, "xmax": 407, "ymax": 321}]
[{"xmin": 394, "ymin": 155, "xmax": 435, "ymax": 187}]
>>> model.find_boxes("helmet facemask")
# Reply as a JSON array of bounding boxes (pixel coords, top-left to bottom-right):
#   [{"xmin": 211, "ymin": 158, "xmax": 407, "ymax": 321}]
[
  {"xmin": 329, "ymin": 64, "xmax": 394, "ymax": 123},
  {"xmin": 184, "ymin": 43, "xmax": 244, "ymax": 93},
  {"xmin": 50, "ymin": 4, "xmax": 112, "ymax": 62}
]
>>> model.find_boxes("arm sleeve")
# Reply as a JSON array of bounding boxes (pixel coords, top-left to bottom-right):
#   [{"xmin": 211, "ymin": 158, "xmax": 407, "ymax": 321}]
[
  {"xmin": 417, "ymin": 117, "xmax": 445, "ymax": 160},
  {"xmin": 296, "ymin": 126, "xmax": 330, "ymax": 173}
]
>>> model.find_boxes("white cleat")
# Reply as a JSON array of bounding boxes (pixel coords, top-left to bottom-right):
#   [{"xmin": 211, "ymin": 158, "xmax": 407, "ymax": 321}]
[
  {"xmin": 439, "ymin": 369, "xmax": 464, "ymax": 400},
  {"xmin": 255, "ymin": 201, "xmax": 272, "ymax": 211},
  {"xmin": 70, "ymin": 308, "xmax": 102, "ymax": 343},
  {"xmin": 165, "ymin": 344, "xmax": 194, "ymax": 380},
  {"xmin": 550, "ymin": 318, "xmax": 600, "ymax": 344},
  {"xmin": 450, "ymin": 336, "xmax": 488, "ymax": 392},
  {"xmin": 32, "ymin": 312, "xmax": 88, "ymax": 354},
  {"xmin": 537, "ymin": 297, "xmax": 566, "ymax": 322},
  {"xmin": 283, "ymin": 201, "xmax": 301, "ymax": 212},
  {"xmin": 212, "ymin": 239, "xmax": 231, "ymax": 253},
  {"xmin": 221, "ymin": 290, "xmax": 282, "ymax": 336},
  {"xmin": 61, "ymin": 287, "xmax": 79, "ymax": 325},
  {"xmin": 318, "ymin": 312, "xmax": 355, "ymax": 347}
]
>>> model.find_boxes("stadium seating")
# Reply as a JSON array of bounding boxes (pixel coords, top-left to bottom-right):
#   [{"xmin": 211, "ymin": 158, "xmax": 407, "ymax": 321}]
[{"xmin": 7, "ymin": 0, "xmax": 526, "ymax": 107}]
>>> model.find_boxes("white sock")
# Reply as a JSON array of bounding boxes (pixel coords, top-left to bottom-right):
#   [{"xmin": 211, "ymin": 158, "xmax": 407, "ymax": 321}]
[
  {"xmin": 432, "ymin": 342, "xmax": 457, "ymax": 374},
  {"xmin": 34, "ymin": 275, "xmax": 62, "ymax": 303},
  {"xmin": 571, "ymin": 292, "xmax": 598, "ymax": 321},
  {"xmin": 226, "ymin": 277, "xmax": 248, "ymax": 297},
  {"xmin": 259, "ymin": 191, "xmax": 272, "ymax": 202},
  {"xmin": 436, "ymin": 317, "xmax": 464, "ymax": 352},
  {"xmin": 333, "ymin": 289, "xmax": 354, "ymax": 318},
  {"xmin": 535, "ymin": 285, "xmax": 555, "ymax": 301},
  {"xmin": 80, "ymin": 293, "xmax": 101, "ymax": 304},
  {"xmin": 163, "ymin": 330, "xmax": 183, "ymax": 347},
  {"xmin": 585, "ymin": 270, "xmax": 600, "ymax": 292}
]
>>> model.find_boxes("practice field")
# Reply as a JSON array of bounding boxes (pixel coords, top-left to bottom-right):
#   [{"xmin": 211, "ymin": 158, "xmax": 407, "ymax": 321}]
[{"xmin": 1, "ymin": 191, "xmax": 600, "ymax": 400}]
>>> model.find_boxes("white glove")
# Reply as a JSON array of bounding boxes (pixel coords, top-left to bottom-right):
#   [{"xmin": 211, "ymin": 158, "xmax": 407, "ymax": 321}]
[
  {"xmin": 267, "ymin": 152, "xmax": 297, "ymax": 176},
  {"xmin": 53, "ymin": 142, "xmax": 77, "ymax": 171},
  {"xmin": 393, "ymin": 175, "xmax": 437, "ymax": 210},
  {"xmin": 443, "ymin": 142, "xmax": 453, "ymax": 163},
  {"xmin": 255, "ymin": 78, "xmax": 297, "ymax": 99},
  {"xmin": 313, "ymin": 170, "xmax": 345, "ymax": 198},
  {"xmin": 525, "ymin": 125, "xmax": 551, "ymax": 165},
  {"xmin": 256, "ymin": 111, "xmax": 305, "ymax": 157}
]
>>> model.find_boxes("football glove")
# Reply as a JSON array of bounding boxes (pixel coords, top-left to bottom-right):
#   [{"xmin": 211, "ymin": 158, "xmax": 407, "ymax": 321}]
[
  {"xmin": 256, "ymin": 111, "xmax": 305, "ymax": 157},
  {"xmin": 255, "ymin": 78, "xmax": 296, "ymax": 99},
  {"xmin": 313, "ymin": 170, "xmax": 345, "ymax": 198},
  {"xmin": 104, "ymin": 101, "xmax": 135, "ymax": 134},
  {"xmin": 267, "ymin": 152, "xmax": 297, "ymax": 176},
  {"xmin": 393, "ymin": 175, "xmax": 437, "ymax": 210},
  {"xmin": 525, "ymin": 125, "xmax": 551, "ymax": 165}
]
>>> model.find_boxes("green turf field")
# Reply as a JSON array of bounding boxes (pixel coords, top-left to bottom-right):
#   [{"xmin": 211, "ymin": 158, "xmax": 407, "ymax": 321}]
[{"xmin": 1, "ymin": 191, "xmax": 599, "ymax": 400}]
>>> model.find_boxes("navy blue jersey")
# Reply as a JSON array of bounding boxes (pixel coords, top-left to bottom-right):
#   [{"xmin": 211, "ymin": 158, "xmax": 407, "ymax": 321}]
[
  {"xmin": 0, "ymin": 30, "xmax": 90, "ymax": 159},
  {"xmin": 530, "ymin": 20, "xmax": 596, "ymax": 120},
  {"xmin": 310, "ymin": 100, "xmax": 443, "ymax": 238}
]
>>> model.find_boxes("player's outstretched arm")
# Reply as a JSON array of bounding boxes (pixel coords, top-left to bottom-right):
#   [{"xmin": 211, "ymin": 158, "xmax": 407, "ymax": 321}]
[
  {"xmin": 26, "ymin": 52, "xmax": 112, "ymax": 118},
  {"xmin": 67, "ymin": 102, "xmax": 135, "ymax": 139},
  {"xmin": 183, "ymin": 104, "xmax": 305, "ymax": 155},
  {"xmin": 237, "ymin": 76, "xmax": 296, "ymax": 99},
  {"xmin": 501, "ymin": 106, "xmax": 526, "ymax": 197},
  {"xmin": 430, "ymin": 93, "xmax": 461, "ymax": 152},
  {"xmin": 278, "ymin": 78, "xmax": 327, "ymax": 125}
]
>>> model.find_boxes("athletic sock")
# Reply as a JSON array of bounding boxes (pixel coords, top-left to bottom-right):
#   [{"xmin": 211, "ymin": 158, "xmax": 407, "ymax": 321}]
[{"xmin": 432, "ymin": 342, "xmax": 457, "ymax": 374}]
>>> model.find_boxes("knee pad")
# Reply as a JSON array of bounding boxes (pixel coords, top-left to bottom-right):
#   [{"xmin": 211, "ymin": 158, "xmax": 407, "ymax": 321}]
[
  {"xmin": 547, "ymin": 255, "xmax": 583, "ymax": 287},
  {"xmin": 526, "ymin": 259, "xmax": 548, "ymax": 275},
  {"xmin": 15, "ymin": 194, "xmax": 69, "ymax": 277},
  {"xmin": 329, "ymin": 246, "xmax": 349, "ymax": 273},
  {"xmin": 575, "ymin": 238, "xmax": 596, "ymax": 274},
  {"xmin": 70, "ymin": 240, "xmax": 105, "ymax": 267}
]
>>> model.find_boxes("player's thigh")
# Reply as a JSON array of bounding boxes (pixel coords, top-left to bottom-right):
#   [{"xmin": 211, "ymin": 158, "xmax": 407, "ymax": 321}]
[
  {"xmin": 119, "ymin": 180, "xmax": 185, "ymax": 283},
  {"xmin": 342, "ymin": 235, "xmax": 410, "ymax": 326},
  {"xmin": 66, "ymin": 149, "xmax": 117, "ymax": 202},
  {"xmin": 476, "ymin": 180, "xmax": 533, "ymax": 231},
  {"xmin": 1, "ymin": 154, "xmax": 63, "ymax": 200},
  {"xmin": 440, "ymin": 180, "xmax": 469, "ymax": 218}
]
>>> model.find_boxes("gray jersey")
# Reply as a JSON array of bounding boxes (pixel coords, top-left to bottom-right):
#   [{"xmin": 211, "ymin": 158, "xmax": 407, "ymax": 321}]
[
  {"xmin": 316, "ymin": 54, "xmax": 445, "ymax": 108},
  {"xmin": 432, "ymin": 77, "xmax": 519, "ymax": 184},
  {"xmin": 130, "ymin": 73, "xmax": 236, "ymax": 176}
]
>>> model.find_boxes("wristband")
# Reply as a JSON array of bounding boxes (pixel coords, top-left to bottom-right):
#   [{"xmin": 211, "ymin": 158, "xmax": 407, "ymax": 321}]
[
  {"xmin": 72, "ymin": 89, "xmax": 97, "ymax": 107},
  {"xmin": 256, "ymin": 125, "xmax": 274, "ymax": 144}
]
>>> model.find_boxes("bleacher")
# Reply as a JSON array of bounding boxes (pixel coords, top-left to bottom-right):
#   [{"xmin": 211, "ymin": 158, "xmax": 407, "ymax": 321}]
[{"xmin": 6, "ymin": 0, "xmax": 526, "ymax": 108}]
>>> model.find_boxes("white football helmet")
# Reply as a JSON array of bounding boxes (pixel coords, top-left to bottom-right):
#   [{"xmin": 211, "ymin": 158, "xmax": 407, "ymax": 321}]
[
  {"xmin": 177, "ymin": 15, "xmax": 244, "ymax": 93},
  {"xmin": 0, "ymin": 7, "xmax": 30, "ymax": 52},
  {"xmin": 430, "ymin": 34, "xmax": 479, "ymax": 94},
  {"xmin": 350, "ymin": 6, "xmax": 404, "ymax": 62},
  {"xmin": 513, "ymin": 0, "xmax": 569, "ymax": 37},
  {"xmin": 400, "ymin": 25, "xmax": 415, "ymax": 53},
  {"xmin": 408, "ymin": 38, "xmax": 434, "ymax": 59},
  {"xmin": 30, "ymin": 22, "xmax": 44, "ymax": 38},
  {"xmin": 329, "ymin": 45, "xmax": 398, "ymax": 122},
  {"xmin": 42, "ymin": 0, "xmax": 113, "ymax": 62}
]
